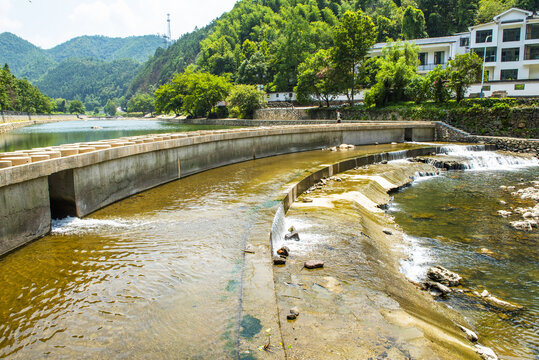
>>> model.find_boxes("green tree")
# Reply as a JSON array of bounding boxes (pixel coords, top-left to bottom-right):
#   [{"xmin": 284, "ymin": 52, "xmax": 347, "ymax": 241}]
[
  {"xmin": 237, "ymin": 51, "xmax": 268, "ymax": 85},
  {"xmin": 427, "ymin": 66, "xmax": 451, "ymax": 103},
  {"xmin": 55, "ymin": 98, "xmax": 67, "ymax": 113},
  {"xmin": 155, "ymin": 68, "xmax": 231, "ymax": 117},
  {"xmin": 295, "ymin": 49, "xmax": 340, "ymax": 107},
  {"xmin": 69, "ymin": 99, "xmax": 85, "ymax": 114},
  {"xmin": 364, "ymin": 41, "xmax": 419, "ymax": 107},
  {"xmin": 406, "ymin": 75, "xmax": 431, "ymax": 104},
  {"xmin": 104, "ymin": 99, "xmax": 117, "ymax": 116},
  {"xmin": 333, "ymin": 10, "xmax": 377, "ymax": 105},
  {"xmin": 226, "ymin": 84, "xmax": 266, "ymax": 118},
  {"xmin": 401, "ymin": 6, "xmax": 427, "ymax": 40},
  {"xmin": 127, "ymin": 93, "xmax": 155, "ymax": 114},
  {"xmin": 447, "ymin": 52, "xmax": 483, "ymax": 102}
]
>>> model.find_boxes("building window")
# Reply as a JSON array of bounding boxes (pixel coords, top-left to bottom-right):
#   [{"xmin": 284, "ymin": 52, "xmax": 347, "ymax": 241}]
[
  {"xmin": 503, "ymin": 28, "xmax": 521, "ymax": 42},
  {"xmin": 476, "ymin": 29, "xmax": 493, "ymax": 43},
  {"xmin": 525, "ymin": 44, "xmax": 539, "ymax": 60},
  {"xmin": 473, "ymin": 47, "xmax": 497, "ymax": 62},
  {"xmin": 501, "ymin": 47, "xmax": 520, "ymax": 62},
  {"xmin": 460, "ymin": 37, "xmax": 469, "ymax": 47},
  {"xmin": 514, "ymin": 84, "xmax": 525, "ymax": 90},
  {"xmin": 526, "ymin": 23, "xmax": 539, "ymax": 40},
  {"xmin": 500, "ymin": 69, "xmax": 518, "ymax": 80},
  {"xmin": 434, "ymin": 51, "xmax": 444, "ymax": 65},
  {"xmin": 418, "ymin": 52, "xmax": 427, "ymax": 65},
  {"xmin": 276, "ymin": 93, "xmax": 279, "ymax": 98}
]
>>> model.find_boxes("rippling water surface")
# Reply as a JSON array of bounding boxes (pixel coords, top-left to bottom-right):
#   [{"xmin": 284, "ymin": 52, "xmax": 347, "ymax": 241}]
[
  {"xmin": 0, "ymin": 119, "xmax": 236, "ymax": 152},
  {"xmin": 390, "ymin": 164, "xmax": 538, "ymax": 359},
  {"xmin": 0, "ymin": 143, "xmax": 420, "ymax": 358}
]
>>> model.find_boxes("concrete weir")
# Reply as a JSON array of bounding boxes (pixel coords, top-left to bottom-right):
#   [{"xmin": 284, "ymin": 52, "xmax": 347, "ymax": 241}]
[{"xmin": 0, "ymin": 123, "xmax": 435, "ymax": 256}]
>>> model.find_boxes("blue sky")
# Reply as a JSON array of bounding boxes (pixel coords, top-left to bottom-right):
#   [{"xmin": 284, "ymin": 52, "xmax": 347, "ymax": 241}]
[{"xmin": 0, "ymin": 0, "xmax": 239, "ymax": 49}]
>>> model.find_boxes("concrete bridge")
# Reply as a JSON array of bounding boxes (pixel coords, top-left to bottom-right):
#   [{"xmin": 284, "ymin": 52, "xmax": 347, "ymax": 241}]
[{"xmin": 0, "ymin": 123, "xmax": 436, "ymax": 256}]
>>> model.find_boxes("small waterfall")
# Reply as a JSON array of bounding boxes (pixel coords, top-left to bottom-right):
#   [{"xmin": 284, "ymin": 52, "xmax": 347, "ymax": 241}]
[
  {"xmin": 437, "ymin": 145, "xmax": 538, "ymax": 170},
  {"xmin": 387, "ymin": 150, "xmax": 409, "ymax": 161},
  {"xmin": 270, "ymin": 204, "xmax": 286, "ymax": 255}
]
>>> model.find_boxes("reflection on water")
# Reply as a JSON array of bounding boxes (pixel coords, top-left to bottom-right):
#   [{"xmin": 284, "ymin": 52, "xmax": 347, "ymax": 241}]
[
  {"xmin": 390, "ymin": 168, "xmax": 539, "ymax": 360},
  {"xmin": 0, "ymin": 119, "xmax": 237, "ymax": 152},
  {"xmin": 0, "ymin": 143, "xmax": 421, "ymax": 358}
]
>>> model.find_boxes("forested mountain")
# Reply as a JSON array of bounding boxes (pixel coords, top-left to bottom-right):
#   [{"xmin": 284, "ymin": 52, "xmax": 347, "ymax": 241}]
[
  {"xmin": 129, "ymin": 0, "xmax": 537, "ymax": 95},
  {"xmin": 47, "ymin": 35, "xmax": 165, "ymax": 64},
  {"xmin": 35, "ymin": 58, "xmax": 141, "ymax": 111},
  {"xmin": 0, "ymin": 32, "xmax": 163, "ymax": 82}
]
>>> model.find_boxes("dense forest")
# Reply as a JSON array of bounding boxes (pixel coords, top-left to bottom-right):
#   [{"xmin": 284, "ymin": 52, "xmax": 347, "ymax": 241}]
[
  {"xmin": 0, "ymin": 64, "xmax": 52, "ymax": 113},
  {"xmin": 130, "ymin": 0, "xmax": 536, "ymax": 96},
  {"xmin": 35, "ymin": 58, "xmax": 141, "ymax": 112}
]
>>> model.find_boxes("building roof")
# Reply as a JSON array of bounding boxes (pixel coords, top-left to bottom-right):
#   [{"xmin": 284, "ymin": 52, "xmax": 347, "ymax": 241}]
[
  {"xmin": 493, "ymin": 8, "xmax": 533, "ymax": 21},
  {"xmin": 371, "ymin": 36, "xmax": 460, "ymax": 50}
]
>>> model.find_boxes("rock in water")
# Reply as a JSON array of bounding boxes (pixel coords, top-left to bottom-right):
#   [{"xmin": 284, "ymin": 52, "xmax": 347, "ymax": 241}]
[
  {"xmin": 287, "ymin": 313, "xmax": 297, "ymax": 320},
  {"xmin": 285, "ymin": 231, "xmax": 300, "ymax": 241},
  {"xmin": 424, "ymin": 281, "xmax": 452, "ymax": 296},
  {"xmin": 305, "ymin": 260, "xmax": 324, "ymax": 269},
  {"xmin": 427, "ymin": 266, "xmax": 462, "ymax": 286},
  {"xmin": 290, "ymin": 307, "xmax": 300, "ymax": 317},
  {"xmin": 457, "ymin": 324, "xmax": 478, "ymax": 342},
  {"xmin": 273, "ymin": 256, "xmax": 286, "ymax": 265},
  {"xmin": 474, "ymin": 345, "xmax": 498, "ymax": 360},
  {"xmin": 277, "ymin": 246, "xmax": 290, "ymax": 257},
  {"xmin": 382, "ymin": 228, "xmax": 393, "ymax": 235}
]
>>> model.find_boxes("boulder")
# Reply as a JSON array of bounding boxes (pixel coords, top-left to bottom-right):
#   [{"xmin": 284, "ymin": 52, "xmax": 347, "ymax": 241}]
[
  {"xmin": 427, "ymin": 266, "xmax": 462, "ymax": 286},
  {"xmin": 273, "ymin": 256, "xmax": 286, "ymax": 265},
  {"xmin": 290, "ymin": 307, "xmax": 300, "ymax": 317},
  {"xmin": 457, "ymin": 324, "xmax": 478, "ymax": 342},
  {"xmin": 424, "ymin": 281, "xmax": 452, "ymax": 297},
  {"xmin": 287, "ymin": 313, "xmax": 297, "ymax": 320},
  {"xmin": 285, "ymin": 231, "xmax": 300, "ymax": 241},
  {"xmin": 277, "ymin": 246, "xmax": 290, "ymax": 257},
  {"xmin": 474, "ymin": 345, "xmax": 498, "ymax": 360},
  {"xmin": 305, "ymin": 260, "xmax": 324, "ymax": 269}
]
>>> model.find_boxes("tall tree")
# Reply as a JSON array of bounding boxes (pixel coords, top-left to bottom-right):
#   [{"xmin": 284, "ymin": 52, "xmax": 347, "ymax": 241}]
[
  {"xmin": 401, "ymin": 6, "xmax": 428, "ymax": 40},
  {"xmin": 333, "ymin": 10, "xmax": 377, "ymax": 105},
  {"xmin": 295, "ymin": 49, "xmax": 341, "ymax": 107},
  {"xmin": 447, "ymin": 52, "xmax": 483, "ymax": 102}
]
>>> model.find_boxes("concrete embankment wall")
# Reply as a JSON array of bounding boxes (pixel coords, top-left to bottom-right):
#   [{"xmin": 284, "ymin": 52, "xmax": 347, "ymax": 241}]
[
  {"xmin": 0, "ymin": 113, "xmax": 83, "ymax": 133},
  {"xmin": 0, "ymin": 124, "xmax": 435, "ymax": 256}
]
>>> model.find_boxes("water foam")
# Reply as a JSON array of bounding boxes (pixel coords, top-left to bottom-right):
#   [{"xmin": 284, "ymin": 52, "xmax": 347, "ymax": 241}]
[
  {"xmin": 438, "ymin": 145, "xmax": 539, "ymax": 170},
  {"xmin": 399, "ymin": 234, "xmax": 434, "ymax": 282},
  {"xmin": 51, "ymin": 217, "xmax": 148, "ymax": 235}
]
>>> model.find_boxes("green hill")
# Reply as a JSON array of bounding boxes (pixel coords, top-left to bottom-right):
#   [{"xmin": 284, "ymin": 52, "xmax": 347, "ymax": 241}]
[
  {"xmin": 35, "ymin": 58, "xmax": 141, "ymax": 109},
  {"xmin": 0, "ymin": 32, "xmax": 55, "ymax": 80}
]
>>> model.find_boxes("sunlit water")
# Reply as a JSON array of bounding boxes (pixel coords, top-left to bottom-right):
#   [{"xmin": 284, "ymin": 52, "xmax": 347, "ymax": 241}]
[
  {"xmin": 389, "ymin": 151, "xmax": 538, "ymax": 359},
  {"xmin": 0, "ymin": 119, "xmax": 237, "ymax": 152},
  {"xmin": 0, "ymin": 143, "xmax": 422, "ymax": 359}
]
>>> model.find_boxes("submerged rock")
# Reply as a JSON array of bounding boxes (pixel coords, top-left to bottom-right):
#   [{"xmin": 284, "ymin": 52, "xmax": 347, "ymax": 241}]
[
  {"xmin": 510, "ymin": 220, "xmax": 536, "ymax": 231},
  {"xmin": 424, "ymin": 281, "xmax": 452, "ymax": 297},
  {"xmin": 457, "ymin": 324, "xmax": 478, "ymax": 342},
  {"xmin": 473, "ymin": 289, "xmax": 523, "ymax": 311},
  {"xmin": 304, "ymin": 260, "xmax": 324, "ymax": 269},
  {"xmin": 285, "ymin": 231, "xmax": 300, "ymax": 241},
  {"xmin": 497, "ymin": 210, "xmax": 512, "ymax": 217},
  {"xmin": 277, "ymin": 246, "xmax": 290, "ymax": 257},
  {"xmin": 427, "ymin": 266, "xmax": 462, "ymax": 286},
  {"xmin": 382, "ymin": 228, "xmax": 393, "ymax": 235},
  {"xmin": 476, "ymin": 248, "xmax": 497, "ymax": 258},
  {"xmin": 474, "ymin": 344, "xmax": 498, "ymax": 360}
]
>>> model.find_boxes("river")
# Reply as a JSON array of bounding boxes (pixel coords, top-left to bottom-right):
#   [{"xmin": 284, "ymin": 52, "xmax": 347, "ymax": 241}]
[{"xmin": 0, "ymin": 119, "xmax": 236, "ymax": 152}]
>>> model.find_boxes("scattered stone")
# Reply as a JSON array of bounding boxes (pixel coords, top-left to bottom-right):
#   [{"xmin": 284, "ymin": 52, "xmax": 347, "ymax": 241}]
[
  {"xmin": 382, "ymin": 228, "xmax": 393, "ymax": 235},
  {"xmin": 391, "ymin": 142, "xmax": 397, "ymax": 145},
  {"xmin": 474, "ymin": 344, "xmax": 498, "ymax": 360},
  {"xmin": 480, "ymin": 290, "xmax": 490, "ymax": 298},
  {"xmin": 497, "ymin": 210, "xmax": 512, "ymax": 217},
  {"xmin": 381, "ymin": 160, "xmax": 388, "ymax": 164},
  {"xmin": 288, "ymin": 226, "xmax": 296, "ymax": 232},
  {"xmin": 277, "ymin": 246, "xmax": 290, "ymax": 257},
  {"xmin": 285, "ymin": 231, "xmax": 300, "ymax": 241},
  {"xmin": 424, "ymin": 281, "xmax": 452, "ymax": 297},
  {"xmin": 290, "ymin": 307, "xmax": 300, "ymax": 317},
  {"xmin": 302, "ymin": 197, "xmax": 313, "ymax": 203},
  {"xmin": 457, "ymin": 325, "xmax": 478, "ymax": 342},
  {"xmin": 273, "ymin": 256, "xmax": 286, "ymax": 265},
  {"xmin": 499, "ymin": 200, "xmax": 506, "ymax": 205},
  {"xmin": 304, "ymin": 260, "xmax": 324, "ymax": 269},
  {"xmin": 510, "ymin": 220, "xmax": 535, "ymax": 231},
  {"xmin": 427, "ymin": 266, "xmax": 462, "ymax": 286},
  {"xmin": 287, "ymin": 313, "xmax": 297, "ymax": 320}
]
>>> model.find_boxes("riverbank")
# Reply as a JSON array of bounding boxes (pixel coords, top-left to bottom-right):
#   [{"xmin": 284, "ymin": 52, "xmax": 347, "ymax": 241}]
[
  {"xmin": 273, "ymin": 156, "xmax": 482, "ymax": 359},
  {"xmin": 0, "ymin": 114, "xmax": 85, "ymax": 134}
]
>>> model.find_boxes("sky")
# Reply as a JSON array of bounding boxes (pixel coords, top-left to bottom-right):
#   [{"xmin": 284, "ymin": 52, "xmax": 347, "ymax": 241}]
[{"xmin": 0, "ymin": 0, "xmax": 239, "ymax": 49}]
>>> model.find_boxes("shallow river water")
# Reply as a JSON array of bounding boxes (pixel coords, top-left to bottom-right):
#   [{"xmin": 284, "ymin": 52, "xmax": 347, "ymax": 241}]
[
  {"xmin": 0, "ymin": 143, "xmax": 423, "ymax": 359},
  {"xmin": 389, "ymin": 154, "xmax": 538, "ymax": 359}
]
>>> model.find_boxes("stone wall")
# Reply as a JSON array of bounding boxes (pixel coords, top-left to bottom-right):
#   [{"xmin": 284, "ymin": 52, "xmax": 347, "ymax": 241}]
[
  {"xmin": 0, "ymin": 113, "xmax": 83, "ymax": 133},
  {"xmin": 253, "ymin": 108, "xmax": 310, "ymax": 120}
]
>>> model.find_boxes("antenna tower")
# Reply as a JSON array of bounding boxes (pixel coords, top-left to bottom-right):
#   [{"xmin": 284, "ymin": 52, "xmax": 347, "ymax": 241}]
[{"xmin": 166, "ymin": 14, "xmax": 172, "ymax": 46}]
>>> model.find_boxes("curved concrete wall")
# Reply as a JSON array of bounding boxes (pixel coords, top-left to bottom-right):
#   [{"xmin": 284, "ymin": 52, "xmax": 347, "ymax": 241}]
[{"xmin": 0, "ymin": 123, "xmax": 436, "ymax": 256}]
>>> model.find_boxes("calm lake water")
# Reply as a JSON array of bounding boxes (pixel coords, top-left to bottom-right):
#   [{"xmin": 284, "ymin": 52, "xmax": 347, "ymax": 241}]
[
  {"xmin": 0, "ymin": 119, "xmax": 237, "ymax": 152},
  {"xmin": 390, "ymin": 162, "xmax": 538, "ymax": 359}
]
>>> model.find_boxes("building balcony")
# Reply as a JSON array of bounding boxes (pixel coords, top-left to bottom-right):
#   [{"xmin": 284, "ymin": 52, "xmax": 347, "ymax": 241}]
[{"xmin": 418, "ymin": 63, "xmax": 447, "ymax": 72}]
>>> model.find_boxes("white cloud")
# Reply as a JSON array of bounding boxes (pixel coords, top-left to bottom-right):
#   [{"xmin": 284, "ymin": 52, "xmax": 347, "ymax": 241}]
[{"xmin": 0, "ymin": 0, "xmax": 23, "ymax": 33}]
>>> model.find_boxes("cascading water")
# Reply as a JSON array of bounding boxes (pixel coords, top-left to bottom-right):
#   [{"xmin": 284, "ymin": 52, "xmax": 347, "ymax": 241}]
[
  {"xmin": 438, "ymin": 145, "xmax": 539, "ymax": 170},
  {"xmin": 270, "ymin": 204, "xmax": 287, "ymax": 254}
]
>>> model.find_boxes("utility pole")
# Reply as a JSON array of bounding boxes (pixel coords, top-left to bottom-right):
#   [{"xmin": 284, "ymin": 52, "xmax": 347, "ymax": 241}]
[{"xmin": 480, "ymin": 35, "xmax": 492, "ymax": 99}]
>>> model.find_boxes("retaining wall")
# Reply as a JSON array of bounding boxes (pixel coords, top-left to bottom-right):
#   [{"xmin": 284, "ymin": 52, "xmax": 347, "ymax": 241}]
[
  {"xmin": 0, "ymin": 123, "xmax": 435, "ymax": 256},
  {"xmin": 0, "ymin": 113, "xmax": 84, "ymax": 134}
]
